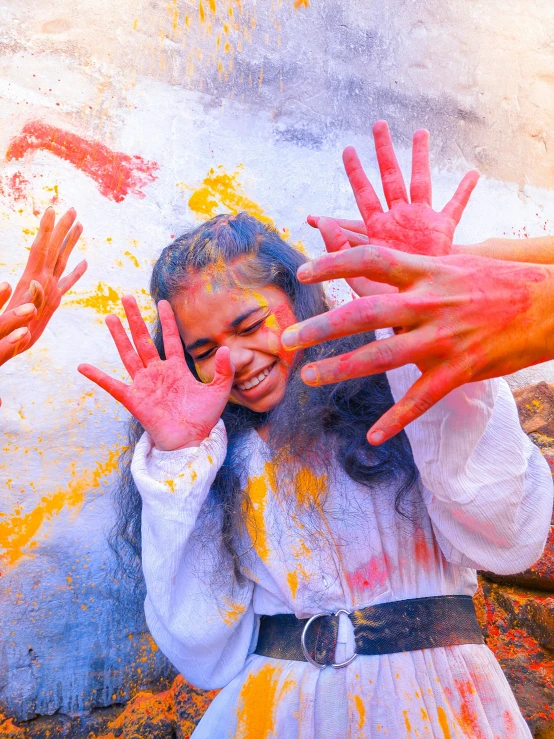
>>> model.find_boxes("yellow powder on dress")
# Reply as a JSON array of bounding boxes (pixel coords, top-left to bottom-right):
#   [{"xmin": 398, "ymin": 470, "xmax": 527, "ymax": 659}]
[
  {"xmin": 245, "ymin": 473, "xmax": 270, "ymax": 563},
  {"xmin": 221, "ymin": 599, "xmax": 247, "ymax": 626},
  {"xmin": 354, "ymin": 694, "xmax": 366, "ymax": 729},
  {"xmin": 293, "ymin": 467, "xmax": 327, "ymax": 509},
  {"xmin": 235, "ymin": 663, "xmax": 281, "ymax": 738},
  {"xmin": 437, "ymin": 706, "xmax": 451, "ymax": 739},
  {"xmin": 287, "ymin": 570, "xmax": 299, "ymax": 599}
]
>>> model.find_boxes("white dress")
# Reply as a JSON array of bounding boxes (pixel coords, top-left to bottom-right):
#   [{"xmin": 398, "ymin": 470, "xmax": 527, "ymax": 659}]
[{"xmin": 131, "ymin": 335, "xmax": 553, "ymax": 739}]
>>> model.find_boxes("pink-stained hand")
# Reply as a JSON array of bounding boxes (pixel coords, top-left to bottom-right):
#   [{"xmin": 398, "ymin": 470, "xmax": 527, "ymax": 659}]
[
  {"xmin": 78, "ymin": 296, "xmax": 235, "ymax": 451},
  {"xmin": 281, "ymin": 230, "xmax": 554, "ymax": 444},
  {"xmin": 0, "ymin": 279, "xmax": 44, "ymax": 374},
  {"xmin": 307, "ymin": 121, "xmax": 479, "ymax": 297},
  {"xmin": 5, "ymin": 207, "xmax": 87, "ymax": 351}
]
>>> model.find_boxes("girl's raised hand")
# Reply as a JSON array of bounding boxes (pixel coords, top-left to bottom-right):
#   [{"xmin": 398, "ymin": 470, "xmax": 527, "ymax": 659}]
[
  {"xmin": 78, "ymin": 297, "xmax": 235, "ymax": 451},
  {"xmin": 307, "ymin": 121, "xmax": 479, "ymax": 297},
  {"xmin": 5, "ymin": 207, "xmax": 87, "ymax": 351}
]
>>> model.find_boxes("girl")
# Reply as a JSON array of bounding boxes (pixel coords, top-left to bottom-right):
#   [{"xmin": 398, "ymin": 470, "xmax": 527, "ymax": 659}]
[{"xmin": 78, "ymin": 165, "xmax": 552, "ymax": 737}]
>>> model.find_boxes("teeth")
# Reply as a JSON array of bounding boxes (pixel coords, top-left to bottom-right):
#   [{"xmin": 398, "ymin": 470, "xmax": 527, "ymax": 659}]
[{"xmin": 238, "ymin": 365, "xmax": 272, "ymax": 391}]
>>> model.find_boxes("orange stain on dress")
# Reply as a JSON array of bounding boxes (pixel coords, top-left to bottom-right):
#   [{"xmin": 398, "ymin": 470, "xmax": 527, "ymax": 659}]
[
  {"xmin": 0, "ymin": 447, "xmax": 122, "ymax": 570},
  {"xmin": 437, "ymin": 706, "xmax": 451, "ymax": 739},
  {"xmin": 354, "ymin": 694, "xmax": 366, "ymax": 729},
  {"xmin": 454, "ymin": 680, "xmax": 485, "ymax": 739},
  {"xmin": 221, "ymin": 599, "xmax": 247, "ymax": 626},
  {"xmin": 294, "ymin": 0, "xmax": 310, "ymax": 7},
  {"xmin": 244, "ymin": 463, "xmax": 274, "ymax": 563},
  {"xmin": 235, "ymin": 663, "xmax": 281, "ymax": 738},
  {"xmin": 293, "ymin": 467, "xmax": 327, "ymax": 508},
  {"xmin": 286, "ymin": 569, "xmax": 299, "ymax": 598}
]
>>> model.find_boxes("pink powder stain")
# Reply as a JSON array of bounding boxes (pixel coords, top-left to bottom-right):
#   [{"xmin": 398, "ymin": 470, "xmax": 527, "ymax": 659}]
[
  {"xmin": 7, "ymin": 121, "xmax": 159, "ymax": 203},
  {"xmin": 0, "ymin": 171, "xmax": 30, "ymax": 204},
  {"xmin": 345, "ymin": 553, "xmax": 388, "ymax": 594}
]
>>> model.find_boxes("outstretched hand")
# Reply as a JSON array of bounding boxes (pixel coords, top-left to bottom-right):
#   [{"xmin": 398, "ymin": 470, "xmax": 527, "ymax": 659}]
[
  {"xmin": 307, "ymin": 121, "xmax": 479, "ymax": 297},
  {"xmin": 78, "ymin": 297, "xmax": 235, "ymax": 451},
  {"xmin": 282, "ymin": 232, "xmax": 554, "ymax": 443},
  {"xmin": 5, "ymin": 207, "xmax": 87, "ymax": 351}
]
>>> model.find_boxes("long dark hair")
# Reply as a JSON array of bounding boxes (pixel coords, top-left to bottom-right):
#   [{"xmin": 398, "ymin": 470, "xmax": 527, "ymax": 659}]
[{"xmin": 111, "ymin": 213, "xmax": 418, "ymax": 585}]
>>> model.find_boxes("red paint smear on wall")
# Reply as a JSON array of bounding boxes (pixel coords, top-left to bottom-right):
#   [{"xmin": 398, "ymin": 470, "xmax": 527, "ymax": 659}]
[{"xmin": 6, "ymin": 122, "xmax": 159, "ymax": 203}]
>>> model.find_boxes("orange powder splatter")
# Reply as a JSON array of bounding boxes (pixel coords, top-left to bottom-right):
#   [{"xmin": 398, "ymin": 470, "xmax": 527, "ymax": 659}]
[
  {"xmin": 403, "ymin": 710, "xmax": 412, "ymax": 734},
  {"xmin": 287, "ymin": 569, "xmax": 299, "ymax": 598},
  {"xmin": 124, "ymin": 251, "xmax": 140, "ymax": 268},
  {"xmin": 437, "ymin": 707, "xmax": 451, "ymax": 739},
  {"xmin": 294, "ymin": 0, "xmax": 310, "ymax": 8},
  {"xmin": 420, "ymin": 707, "xmax": 429, "ymax": 721},
  {"xmin": 66, "ymin": 283, "xmax": 156, "ymax": 322},
  {"xmin": 184, "ymin": 165, "xmax": 275, "ymax": 225},
  {"xmin": 221, "ymin": 599, "xmax": 247, "ymax": 626},
  {"xmin": 235, "ymin": 663, "xmax": 281, "ymax": 738},
  {"xmin": 454, "ymin": 680, "xmax": 485, "ymax": 739},
  {"xmin": 0, "ymin": 447, "xmax": 122, "ymax": 569},
  {"xmin": 244, "ymin": 463, "xmax": 273, "ymax": 563},
  {"xmin": 354, "ymin": 694, "xmax": 366, "ymax": 729},
  {"xmin": 293, "ymin": 467, "xmax": 327, "ymax": 508}
]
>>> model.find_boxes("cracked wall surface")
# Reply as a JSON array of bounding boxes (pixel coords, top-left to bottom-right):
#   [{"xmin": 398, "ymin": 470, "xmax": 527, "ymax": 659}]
[{"xmin": 1, "ymin": 0, "xmax": 554, "ymax": 733}]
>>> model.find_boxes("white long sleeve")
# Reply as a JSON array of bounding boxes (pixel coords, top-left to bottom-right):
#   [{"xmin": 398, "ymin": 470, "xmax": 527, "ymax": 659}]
[
  {"xmin": 378, "ymin": 328, "xmax": 554, "ymax": 575},
  {"xmin": 131, "ymin": 419, "xmax": 257, "ymax": 689}
]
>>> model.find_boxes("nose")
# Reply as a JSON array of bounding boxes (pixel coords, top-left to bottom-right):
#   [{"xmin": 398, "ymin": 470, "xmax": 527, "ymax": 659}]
[{"xmin": 228, "ymin": 343, "xmax": 255, "ymax": 375}]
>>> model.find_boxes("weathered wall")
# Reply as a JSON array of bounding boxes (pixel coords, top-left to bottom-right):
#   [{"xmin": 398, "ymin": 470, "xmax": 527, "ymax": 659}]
[{"xmin": 1, "ymin": 0, "xmax": 554, "ymax": 736}]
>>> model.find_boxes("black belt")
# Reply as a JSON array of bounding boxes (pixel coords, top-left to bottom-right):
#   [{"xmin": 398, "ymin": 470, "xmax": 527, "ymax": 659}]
[{"xmin": 254, "ymin": 595, "xmax": 484, "ymax": 669}]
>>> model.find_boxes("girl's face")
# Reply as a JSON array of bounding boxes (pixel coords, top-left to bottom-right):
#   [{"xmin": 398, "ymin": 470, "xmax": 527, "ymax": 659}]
[{"xmin": 172, "ymin": 273, "xmax": 298, "ymax": 413}]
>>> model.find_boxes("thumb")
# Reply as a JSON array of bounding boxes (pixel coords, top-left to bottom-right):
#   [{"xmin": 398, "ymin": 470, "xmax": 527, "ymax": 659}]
[
  {"xmin": 318, "ymin": 217, "xmax": 351, "ymax": 255},
  {"xmin": 210, "ymin": 346, "xmax": 235, "ymax": 389}
]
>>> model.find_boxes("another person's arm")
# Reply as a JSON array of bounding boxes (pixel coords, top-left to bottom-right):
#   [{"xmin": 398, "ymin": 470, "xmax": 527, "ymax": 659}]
[
  {"xmin": 281, "ymin": 232, "xmax": 554, "ymax": 442},
  {"xmin": 4, "ymin": 207, "xmax": 86, "ymax": 351},
  {"xmin": 455, "ymin": 236, "xmax": 554, "ymax": 263}
]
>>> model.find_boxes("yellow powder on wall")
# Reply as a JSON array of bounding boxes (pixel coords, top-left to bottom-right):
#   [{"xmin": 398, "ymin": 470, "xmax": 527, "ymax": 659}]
[{"xmin": 0, "ymin": 446, "xmax": 123, "ymax": 569}]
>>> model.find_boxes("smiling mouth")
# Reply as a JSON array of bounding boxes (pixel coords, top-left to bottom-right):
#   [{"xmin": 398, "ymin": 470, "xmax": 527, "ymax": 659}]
[{"xmin": 236, "ymin": 362, "xmax": 277, "ymax": 392}]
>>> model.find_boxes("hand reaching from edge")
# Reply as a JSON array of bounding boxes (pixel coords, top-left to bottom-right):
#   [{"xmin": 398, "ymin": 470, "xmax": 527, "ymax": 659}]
[
  {"xmin": 282, "ymin": 224, "xmax": 554, "ymax": 443},
  {"xmin": 5, "ymin": 207, "xmax": 87, "ymax": 351},
  {"xmin": 0, "ymin": 279, "xmax": 44, "ymax": 370},
  {"xmin": 78, "ymin": 296, "xmax": 235, "ymax": 451},
  {"xmin": 306, "ymin": 121, "xmax": 479, "ymax": 297}
]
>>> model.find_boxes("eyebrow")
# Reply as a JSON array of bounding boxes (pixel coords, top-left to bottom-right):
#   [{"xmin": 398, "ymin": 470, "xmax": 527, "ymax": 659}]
[{"xmin": 185, "ymin": 307, "xmax": 266, "ymax": 353}]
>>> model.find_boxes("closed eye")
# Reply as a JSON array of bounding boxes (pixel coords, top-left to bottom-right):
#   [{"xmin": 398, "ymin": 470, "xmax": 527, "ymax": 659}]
[
  {"xmin": 239, "ymin": 319, "xmax": 265, "ymax": 335},
  {"xmin": 194, "ymin": 319, "xmax": 266, "ymax": 361}
]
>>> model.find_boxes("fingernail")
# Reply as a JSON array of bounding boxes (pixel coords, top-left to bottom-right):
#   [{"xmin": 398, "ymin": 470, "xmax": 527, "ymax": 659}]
[
  {"xmin": 297, "ymin": 264, "xmax": 312, "ymax": 281},
  {"xmin": 14, "ymin": 303, "xmax": 35, "ymax": 316},
  {"xmin": 369, "ymin": 430, "xmax": 385, "ymax": 445},
  {"xmin": 0, "ymin": 282, "xmax": 10, "ymax": 292},
  {"xmin": 302, "ymin": 366, "xmax": 318, "ymax": 384},
  {"xmin": 29, "ymin": 280, "xmax": 40, "ymax": 297},
  {"xmin": 281, "ymin": 330, "xmax": 298, "ymax": 348},
  {"xmin": 7, "ymin": 327, "xmax": 29, "ymax": 343},
  {"xmin": 308, "ymin": 215, "xmax": 320, "ymax": 225}
]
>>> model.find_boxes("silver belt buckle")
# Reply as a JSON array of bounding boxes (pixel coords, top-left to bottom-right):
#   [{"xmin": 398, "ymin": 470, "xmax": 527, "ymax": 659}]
[{"xmin": 300, "ymin": 608, "xmax": 357, "ymax": 669}]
